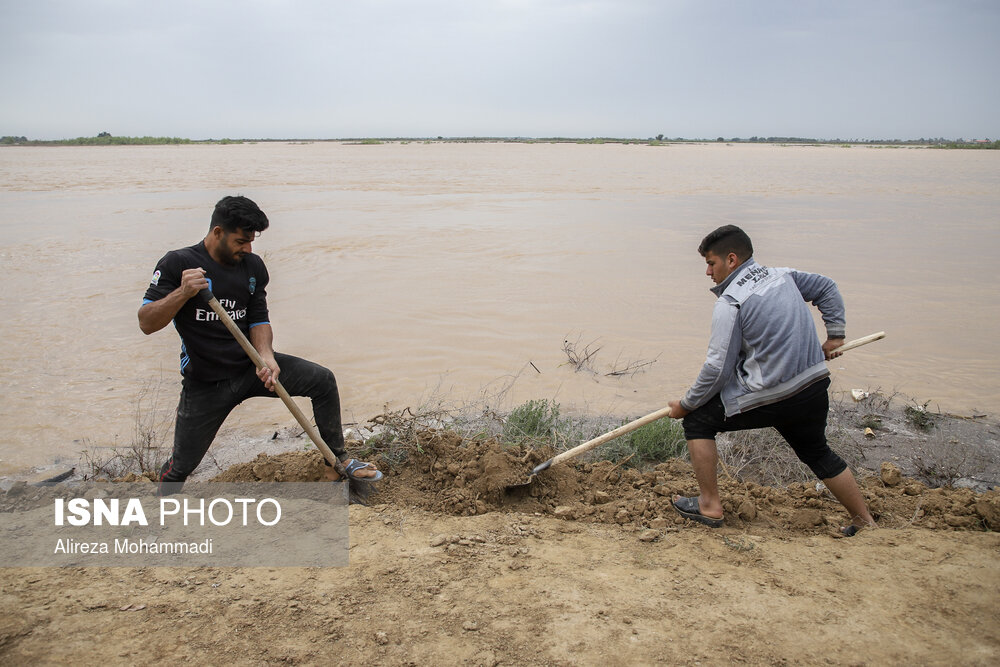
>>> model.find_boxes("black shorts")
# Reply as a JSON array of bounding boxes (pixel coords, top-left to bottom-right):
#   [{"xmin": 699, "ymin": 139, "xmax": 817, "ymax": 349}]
[{"xmin": 682, "ymin": 378, "xmax": 847, "ymax": 480}]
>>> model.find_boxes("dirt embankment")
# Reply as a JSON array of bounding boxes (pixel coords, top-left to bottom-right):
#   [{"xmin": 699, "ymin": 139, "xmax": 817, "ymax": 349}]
[
  {"xmin": 3, "ymin": 428, "xmax": 1000, "ymax": 665},
  {"xmin": 212, "ymin": 429, "xmax": 1000, "ymax": 535}
]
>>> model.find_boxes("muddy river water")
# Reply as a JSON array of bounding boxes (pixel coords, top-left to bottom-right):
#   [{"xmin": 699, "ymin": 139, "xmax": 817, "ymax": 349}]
[{"xmin": 1, "ymin": 141, "xmax": 997, "ymax": 474}]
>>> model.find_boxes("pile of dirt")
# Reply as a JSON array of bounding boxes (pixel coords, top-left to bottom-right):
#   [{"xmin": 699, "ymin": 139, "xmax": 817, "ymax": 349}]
[
  {"xmin": 210, "ymin": 449, "xmax": 328, "ymax": 483},
  {"xmin": 207, "ymin": 429, "xmax": 1000, "ymax": 535}
]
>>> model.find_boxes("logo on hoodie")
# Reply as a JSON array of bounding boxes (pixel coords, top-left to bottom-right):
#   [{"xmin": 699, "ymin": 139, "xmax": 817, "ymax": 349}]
[{"xmin": 736, "ymin": 265, "xmax": 769, "ymax": 288}]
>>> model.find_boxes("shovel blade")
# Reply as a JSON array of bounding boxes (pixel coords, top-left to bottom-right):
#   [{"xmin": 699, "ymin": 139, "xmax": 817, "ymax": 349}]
[
  {"xmin": 503, "ymin": 458, "xmax": 553, "ymax": 493},
  {"xmin": 504, "ymin": 474, "xmax": 536, "ymax": 491}
]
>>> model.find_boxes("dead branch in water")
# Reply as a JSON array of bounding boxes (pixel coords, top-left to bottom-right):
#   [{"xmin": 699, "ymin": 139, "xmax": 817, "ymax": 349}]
[
  {"xmin": 605, "ymin": 353, "xmax": 660, "ymax": 377},
  {"xmin": 561, "ymin": 335, "xmax": 602, "ymax": 373}
]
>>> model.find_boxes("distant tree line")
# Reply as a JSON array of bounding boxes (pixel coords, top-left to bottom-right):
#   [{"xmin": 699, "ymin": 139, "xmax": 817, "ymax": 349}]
[
  {"xmin": 932, "ymin": 139, "xmax": 1000, "ymax": 150},
  {"xmin": 703, "ymin": 136, "xmax": 997, "ymax": 148},
  {"xmin": 1, "ymin": 134, "xmax": 195, "ymax": 146}
]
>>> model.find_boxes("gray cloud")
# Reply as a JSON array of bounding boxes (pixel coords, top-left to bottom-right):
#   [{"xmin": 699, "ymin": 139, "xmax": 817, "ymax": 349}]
[{"xmin": 1, "ymin": 0, "xmax": 997, "ymax": 139}]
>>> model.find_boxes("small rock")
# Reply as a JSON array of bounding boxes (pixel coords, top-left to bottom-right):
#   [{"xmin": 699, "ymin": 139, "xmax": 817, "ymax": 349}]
[
  {"xmin": 462, "ymin": 621, "xmax": 479, "ymax": 632},
  {"xmin": 904, "ymin": 483, "xmax": 924, "ymax": 496},
  {"xmin": 429, "ymin": 535, "xmax": 448, "ymax": 547},
  {"xmin": 553, "ymin": 505, "xmax": 576, "ymax": 520},
  {"xmin": 638, "ymin": 529, "xmax": 660, "ymax": 542},
  {"xmin": 790, "ymin": 508, "xmax": 824, "ymax": 528},
  {"xmin": 880, "ymin": 462, "xmax": 903, "ymax": 487},
  {"xmin": 945, "ymin": 514, "xmax": 976, "ymax": 528},
  {"xmin": 975, "ymin": 494, "xmax": 1000, "ymax": 530},
  {"xmin": 593, "ymin": 491, "xmax": 612, "ymax": 504},
  {"xmin": 375, "ymin": 632, "xmax": 388, "ymax": 645},
  {"xmin": 737, "ymin": 499, "xmax": 757, "ymax": 521},
  {"xmin": 648, "ymin": 518, "xmax": 669, "ymax": 530}
]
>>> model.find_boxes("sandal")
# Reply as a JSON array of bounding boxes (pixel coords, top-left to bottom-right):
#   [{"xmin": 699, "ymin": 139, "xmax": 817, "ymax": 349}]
[
  {"xmin": 342, "ymin": 459, "xmax": 383, "ymax": 482},
  {"xmin": 839, "ymin": 523, "xmax": 876, "ymax": 537},
  {"xmin": 671, "ymin": 495, "xmax": 723, "ymax": 528}
]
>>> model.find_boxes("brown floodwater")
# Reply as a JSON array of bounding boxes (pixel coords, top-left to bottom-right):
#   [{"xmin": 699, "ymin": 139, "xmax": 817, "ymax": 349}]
[{"xmin": 0, "ymin": 141, "xmax": 997, "ymax": 474}]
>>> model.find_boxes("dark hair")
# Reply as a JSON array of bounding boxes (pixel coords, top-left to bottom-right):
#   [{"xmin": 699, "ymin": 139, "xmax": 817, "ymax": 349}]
[
  {"xmin": 698, "ymin": 225, "xmax": 753, "ymax": 261},
  {"xmin": 210, "ymin": 196, "xmax": 270, "ymax": 234}
]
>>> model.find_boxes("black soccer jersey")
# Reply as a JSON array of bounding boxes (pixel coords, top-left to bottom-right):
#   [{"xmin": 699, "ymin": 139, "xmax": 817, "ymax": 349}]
[{"xmin": 143, "ymin": 241, "xmax": 270, "ymax": 381}]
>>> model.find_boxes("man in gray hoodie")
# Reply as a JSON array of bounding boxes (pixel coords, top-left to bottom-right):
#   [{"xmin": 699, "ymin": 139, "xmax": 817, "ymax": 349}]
[{"xmin": 666, "ymin": 225, "xmax": 876, "ymax": 536}]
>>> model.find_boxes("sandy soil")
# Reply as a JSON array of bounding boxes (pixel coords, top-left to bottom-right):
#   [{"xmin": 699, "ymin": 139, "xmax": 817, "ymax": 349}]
[{"xmin": 3, "ymin": 411, "xmax": 1000, "ymax": 666}]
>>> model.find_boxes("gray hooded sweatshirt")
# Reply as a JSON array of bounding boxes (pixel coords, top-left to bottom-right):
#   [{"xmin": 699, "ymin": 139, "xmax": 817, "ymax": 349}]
[{"xmin": 680, "ymin": 258, "xmax": 846, "ymax": 417}]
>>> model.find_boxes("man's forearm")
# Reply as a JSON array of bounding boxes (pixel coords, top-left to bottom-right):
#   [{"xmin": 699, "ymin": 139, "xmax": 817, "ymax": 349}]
[
  {"xmin": 138, "ymin": 288, "xmax": 189, "ymax": 334},
  {"xmin": 250, "ymin": 323, "xmax": 279, "ymax": 391},
  {"xmin": 139, "ymin": 267, "xmax": 207, "ymax": 335},
  {"xmin": 249, "ymin": 323, "xmax": 275, "ymax": 360}
]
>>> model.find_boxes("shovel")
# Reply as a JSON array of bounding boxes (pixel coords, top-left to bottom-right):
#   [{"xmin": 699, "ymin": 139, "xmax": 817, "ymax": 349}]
[
  {"xmin": 200, "ymin": 288, "xmax": 373, "ymax": 499},
  {"xmin": 507, "ymin": 331, "xmax": 886, "ymax": 490}
]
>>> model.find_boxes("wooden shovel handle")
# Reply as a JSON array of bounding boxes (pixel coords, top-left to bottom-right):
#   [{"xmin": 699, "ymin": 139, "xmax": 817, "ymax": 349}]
[
  {"xmin": 549, "ymin": 406, "xmax": 674, "ymax": 467},
  {"xmin": 200, "ymin": 289, "xmax": 344, "ymax": 473},
  {"xmin": 835, "ymin": 331, "xmax": 885, "ymax": 353}
]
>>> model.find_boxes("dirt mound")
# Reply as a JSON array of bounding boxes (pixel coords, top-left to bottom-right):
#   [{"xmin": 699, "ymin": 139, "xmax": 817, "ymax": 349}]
[
  {"xmin": 207, "ymin": 429, "xmax": 999, "ymax": 535},
  {"xmin": 210, "ymin": 450, "xmax": 327, "ymax": 482}
]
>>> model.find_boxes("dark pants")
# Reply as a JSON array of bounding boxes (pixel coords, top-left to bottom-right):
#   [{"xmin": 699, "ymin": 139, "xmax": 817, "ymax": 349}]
[
  {"xmin": 158, "ymin": 353, "xmax": 345, "ymax": 489},
  {"xmin": 681, "ymin": 378, "xmax": 847, "ymax": 480}
]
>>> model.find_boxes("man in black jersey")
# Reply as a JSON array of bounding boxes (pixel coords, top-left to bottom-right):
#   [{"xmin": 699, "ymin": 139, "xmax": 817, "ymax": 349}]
[{"xmin": 139, "ymin": 196, "xmax": 381, "ymax": 491}]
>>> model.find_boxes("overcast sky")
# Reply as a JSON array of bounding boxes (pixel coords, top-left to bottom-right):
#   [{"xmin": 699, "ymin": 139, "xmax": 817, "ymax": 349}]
[{"xmin": 1, "ymin": 0, "xmax": 997, "ymax": 140}]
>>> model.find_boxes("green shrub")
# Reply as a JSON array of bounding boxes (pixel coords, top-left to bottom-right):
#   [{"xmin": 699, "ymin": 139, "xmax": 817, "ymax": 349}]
[
  {"xmin": 905, "ymin": 401, "xmax": 935, "ymax": 432},
  {"xmin": 858, "ymin": 414, "xmax": 883, "ymax": 430},
  {"xmin": 624, "ymin": 418, "xmax": 686, "ymax": 462},
  {"xmin": 596, "ymin": 417, "xmax": 686, "ymax": 467},
  {"xmin": 503, "ymin": 399, "xmax": 562, "ymax": 443}
]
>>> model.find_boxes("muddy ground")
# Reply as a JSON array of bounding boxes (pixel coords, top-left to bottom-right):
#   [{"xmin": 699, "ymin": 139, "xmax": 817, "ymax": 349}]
[{"xmin": 2, "ymin": 403, "xmax": 1000, "ymax": 666}]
